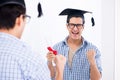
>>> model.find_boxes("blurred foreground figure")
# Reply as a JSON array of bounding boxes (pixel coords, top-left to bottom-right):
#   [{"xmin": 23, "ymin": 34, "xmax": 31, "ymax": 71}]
[{"xmin": 0, "ymin": 0, "xmax": 66, "ymax": 80}]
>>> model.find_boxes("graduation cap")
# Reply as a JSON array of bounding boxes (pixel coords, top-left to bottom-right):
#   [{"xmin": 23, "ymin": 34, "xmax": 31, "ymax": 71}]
[
  {"xmin": 0, "ymin": 0, "xmax": 25, "ymax": 8},
  {"xmin": 59, "ymin": 8, "xmax": 95, "ymax": 26},
  {"xmin": 37, "ymin": 2, "xmax": 43, "ymax": 17}
]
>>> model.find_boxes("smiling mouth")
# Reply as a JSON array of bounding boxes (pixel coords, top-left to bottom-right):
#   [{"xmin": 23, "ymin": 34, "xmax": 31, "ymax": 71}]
[{"xmin": 72, "ymin": 32, "xmax": 79, "ymax": 35}]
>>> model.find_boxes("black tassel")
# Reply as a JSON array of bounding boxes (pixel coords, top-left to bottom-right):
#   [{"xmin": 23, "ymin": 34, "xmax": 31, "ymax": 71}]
[
  {"xmin": 37, "ymin": 3, "xmax": 43, "ymax": 17},
  {"xmin": 91, "ymin": 17, "xmax": 95, "ymax": 26}
]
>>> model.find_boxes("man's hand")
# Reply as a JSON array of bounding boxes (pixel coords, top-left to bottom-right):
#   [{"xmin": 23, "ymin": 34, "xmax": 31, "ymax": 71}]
[
  {"xmin": 86, "ymin": 49, "xmax": 96, "ymax": 65},
  {"xmin": 46, "ymin": 52, "xmax": 66, "ymax": 80},
  {"xmin": 54, "ymin": 54, "xmax": 66, "ymax": 70},
  {"xmin": 46, "ymin": 51, "xmax": 56, "ymax": 62}
]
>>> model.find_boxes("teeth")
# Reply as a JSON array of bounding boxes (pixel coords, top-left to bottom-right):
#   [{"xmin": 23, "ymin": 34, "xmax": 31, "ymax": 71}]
[{"xmin": 72, "ymin": 32, "xmax": 78, "ymax": 34}]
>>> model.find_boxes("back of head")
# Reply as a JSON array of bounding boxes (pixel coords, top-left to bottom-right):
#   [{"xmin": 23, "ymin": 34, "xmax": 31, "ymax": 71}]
[{"xmin": 0, "ymin": 0, "xmax": 26, "ymax": 30}]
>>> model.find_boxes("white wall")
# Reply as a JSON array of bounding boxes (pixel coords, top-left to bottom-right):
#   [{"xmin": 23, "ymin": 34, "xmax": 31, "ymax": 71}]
[
  {"xmin": 101, "ymin": 0, "xmax": 115, "ymax": 80},
  {"xmin": 22, "ymin": 0, "xmax": 115, "ymax": 80},
  {"xmin": 23, "ymin": 0, "xmax": 102, "ymax": 57},
  {"xmin": 115, "ymin": 0, "xmax": 120, "ymax": 79}
]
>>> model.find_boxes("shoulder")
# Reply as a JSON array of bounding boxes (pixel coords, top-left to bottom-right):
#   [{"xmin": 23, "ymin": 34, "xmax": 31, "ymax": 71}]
[
  {"xmin": 83, "ymin": 39, "xmax": 100, "ymax": 53},
  {"xmin": 53, "ymin": 39, "xmax": 66, "ymax": 49},
  {"xmin": 53, "ymin": 37, "xmax": 68, "ymax": 48},
  {"xmin": 83, "ymin": 38, "xmax": 98, "ymax": 48}
]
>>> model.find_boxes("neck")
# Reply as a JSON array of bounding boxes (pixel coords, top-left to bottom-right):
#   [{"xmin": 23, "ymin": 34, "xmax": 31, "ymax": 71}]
[
  {"xmin": 67, "ymin": 37, "xmax": 82, "ymax": 50},
  {"xmin": 0, "ymin": 29, "xmax": 20, "ymax": 39},
  {"xmin": 67, "ymin": 37, "xmax": 82, "ymax": 45}
]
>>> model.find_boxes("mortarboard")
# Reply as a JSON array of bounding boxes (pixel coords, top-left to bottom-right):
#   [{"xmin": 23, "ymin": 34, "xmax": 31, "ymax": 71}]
[
  {"xmin": 59, "ymin": 8, "xmax": 95, "ymax": 26},
  {"xmin": 0, "ymin": 0, "xmax": 25, "ymax": 8}
]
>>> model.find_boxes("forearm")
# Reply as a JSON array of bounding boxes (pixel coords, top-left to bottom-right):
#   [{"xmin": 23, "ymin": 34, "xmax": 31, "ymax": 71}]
[
  {"xmin": 47, "ymin": 54, "xmax": 66, "ymax": 80},
  {"xmin": 49, "ymin": 65, "xmax": 64, "ymax": 80},
  {"xmin": 48, "ymin": 62, "xmax": 56, "ymax": 78},
  {"xmin": 48, "ymin": 62, "xmax": 63, "ymax": 80},
  {"xmin": 90, "ymin": 61, "xmax": 101, "ymax": 80},
  {"xmin": 55, "ymin": 67, "xmax": 64, "ymax": 80}
]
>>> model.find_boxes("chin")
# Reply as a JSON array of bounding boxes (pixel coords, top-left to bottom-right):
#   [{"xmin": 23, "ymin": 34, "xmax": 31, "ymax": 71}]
[
  {"xmin": 71, "ymin": 36, "xmax": 80, "ymax": 40},
  {"xmin": 17, "ymin": 34, "xmax": 22, "ymax": 39}
]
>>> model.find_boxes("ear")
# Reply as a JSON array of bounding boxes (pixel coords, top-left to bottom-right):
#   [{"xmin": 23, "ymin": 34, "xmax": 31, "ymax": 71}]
[
  {"xmin": 66, "ymin": 23, "xmax": 69, "ymax": 29},
  {"xmin": 15, "ymin": 15, "xmax": 24, "ymax": 27},
  {"xmin": 81, "ymin": 25, "xmax": 84, "ymax": 32},
  {"xmin": 82, "ymin": 25, "xmax": 84, "ymax": 29}
]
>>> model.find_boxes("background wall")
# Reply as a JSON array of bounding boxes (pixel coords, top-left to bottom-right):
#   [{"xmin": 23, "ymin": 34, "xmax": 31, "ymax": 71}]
[
  {"xmin": 22, "ymin": 0, "xmax": 115, "ymax": 80},
  {"xmin": 101, "ymin": 0, "xmax": 115, "ymax": 80},
  {"xmin": 115, "ymin": 0, "xmax": 120, "ymax": 79}
]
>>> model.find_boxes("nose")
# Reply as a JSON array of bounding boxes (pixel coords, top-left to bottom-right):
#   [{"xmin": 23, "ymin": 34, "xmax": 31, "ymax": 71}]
[{"xmin": 73, "ymin": 26, "xmax": 78, "ymax": 30}]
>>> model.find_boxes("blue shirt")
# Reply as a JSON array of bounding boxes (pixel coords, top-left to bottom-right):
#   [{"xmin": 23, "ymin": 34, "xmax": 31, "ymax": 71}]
[
  {"xmin": 53, "ymin": 37, "xmax": 102, "ymax": 80},
  {"xmin": 0, "ymin": 32, "xmax": 51, "ymax": 80}
]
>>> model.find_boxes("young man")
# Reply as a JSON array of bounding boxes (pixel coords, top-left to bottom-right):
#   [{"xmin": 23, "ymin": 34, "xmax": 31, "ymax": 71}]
[
  {"xmin": 47, "ymin": 8, "xmax": 102, "ymax": 80},
  {"xmin": 0, "ymin": 0, "xmax": 66, "ymax": 80}
]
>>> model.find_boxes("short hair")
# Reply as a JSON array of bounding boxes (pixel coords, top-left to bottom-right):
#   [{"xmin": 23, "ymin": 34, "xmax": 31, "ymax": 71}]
[
  {"xmin": 67, "ymin": 14, "xmax": 85, "ymax": 24},
  {"xmin": 0, "ymin": 4, "xmax": 26, "ymax": 30}
]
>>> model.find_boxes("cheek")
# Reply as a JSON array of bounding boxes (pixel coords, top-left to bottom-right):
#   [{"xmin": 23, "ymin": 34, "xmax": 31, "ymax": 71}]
[
  {"xmin": 67, "ymin": 27, "xmax": 71, "ymax": 32},
  {"xmin": 80, "ymin": 29, "xmax": 83, "ymax": 32},
  {"xmin": 67, "ymin": 26, "xmax": 69, "ymax": 30},
  {"xmin": 80, "ymin": 27, "xmax": 84, "ymax": 32}
]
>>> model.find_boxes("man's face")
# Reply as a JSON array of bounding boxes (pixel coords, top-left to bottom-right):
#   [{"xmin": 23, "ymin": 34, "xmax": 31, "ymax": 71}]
[{"xmin": 67, "ymin": 17, "xmax": 84, "ymax": 40}]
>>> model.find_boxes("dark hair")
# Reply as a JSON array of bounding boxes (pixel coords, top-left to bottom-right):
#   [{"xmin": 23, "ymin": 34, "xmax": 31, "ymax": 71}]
[
  {"xmin": 67, "ymin": 14, "xmax": 85, "ymax": 24},
  {"xmin": 0, "ymin": 4, "xmax": 26, "ymax": 30}
]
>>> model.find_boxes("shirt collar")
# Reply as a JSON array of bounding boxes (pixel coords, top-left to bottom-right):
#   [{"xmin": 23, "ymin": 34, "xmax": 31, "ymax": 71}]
[
  {"xmin": 0, "ymin": 32, "xmax": 21, "ymax": 41},
  {"xmin": 62, "ymin": 36, "xmax": 87, "ymax": 49}
]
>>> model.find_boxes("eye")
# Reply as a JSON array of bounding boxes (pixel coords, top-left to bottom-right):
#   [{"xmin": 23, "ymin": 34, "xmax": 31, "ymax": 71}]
[{"xmin": 76, "ymin": 24, "xmax": 83, "ymax": 27}]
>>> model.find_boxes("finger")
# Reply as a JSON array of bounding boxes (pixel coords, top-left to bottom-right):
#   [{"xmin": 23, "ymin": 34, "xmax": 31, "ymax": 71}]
[{"xmin": 47, "ymin": 51, "xmax": 53, "ymax": 54}]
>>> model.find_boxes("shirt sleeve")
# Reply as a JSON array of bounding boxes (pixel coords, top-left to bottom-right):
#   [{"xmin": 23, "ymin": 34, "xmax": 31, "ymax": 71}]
[
  {"xmin": 95, "ymin": 48, "xmax": 102, "ymax": 74},
  {"xmin": 19, "ymin": 51, "xmax": 51, "ymax": 80}
]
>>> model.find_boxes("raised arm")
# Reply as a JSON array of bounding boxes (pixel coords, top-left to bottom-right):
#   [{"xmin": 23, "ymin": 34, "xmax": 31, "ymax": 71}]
[
  {"xmin": 47, "ymin": 52, "xmax": 66, "ymax": 80},
  {"xmin": 54, "ymin": 54, "xmax": 66, "ymax": 80},
  {"xmin": 87, "ymin": 49, "xmax": 101, "ymax": 80}
]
